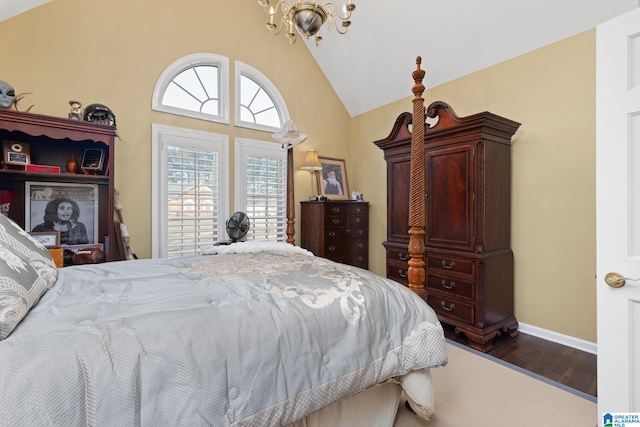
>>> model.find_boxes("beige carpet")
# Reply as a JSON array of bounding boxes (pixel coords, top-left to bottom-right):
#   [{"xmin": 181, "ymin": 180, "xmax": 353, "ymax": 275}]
[{"xmin": 394, "ymin": 342, "xmax": 597, "ymax": 427}]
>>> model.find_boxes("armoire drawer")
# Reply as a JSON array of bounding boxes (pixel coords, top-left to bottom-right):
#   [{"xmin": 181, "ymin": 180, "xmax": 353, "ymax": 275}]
[
  {"xmin": 426, "ymin": 253, "xmax": 475, "ymax": 277},
  {"xmin": 387, "ymin": 247, "xmax": 410, "ymax": 264},
  {"xmin": 386, "ymin": 262, "xmax": 408, "ymax": 286},
  {"xmin": 427, "ymin": 294, "xmax": 474, "ymax": 324},
  {"xmin": 426, "ymin": 273, "xmax": 474, "ymax": 301}
]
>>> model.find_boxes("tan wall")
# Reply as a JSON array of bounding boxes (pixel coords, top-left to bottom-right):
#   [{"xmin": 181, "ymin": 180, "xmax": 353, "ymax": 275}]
[
  {"xmin": 0, "ymin": 0, "xmax": 352, "ymax": 256},
  {"xmin": 352, "ymin": 30, "xmax": 597, "ymax": 342},
  {"xmin": 0, "ymin": 3, "xmax": 597, "ymax": 342}
]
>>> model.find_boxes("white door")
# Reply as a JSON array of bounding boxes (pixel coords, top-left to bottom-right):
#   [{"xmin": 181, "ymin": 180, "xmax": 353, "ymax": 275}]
[{"xmin": 596, "ymin": 7, "xmax": 640, "ymax": 425}]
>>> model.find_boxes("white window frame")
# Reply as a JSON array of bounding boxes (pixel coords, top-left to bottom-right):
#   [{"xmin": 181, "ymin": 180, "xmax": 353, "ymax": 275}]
[
  {"xmin": 152, "ymin": 53, "xmax": 230, "ymax": 124},
  {"xmin": 152, "ymin": 124, "xmax": 229, "ymax": 258},
  {"xmin": 234, "ymin": 137, "xmax": 288, "ymax": 242},
  {"xmin": 235, "ymin": 61, "xmax": 290, "ymax": 133}
]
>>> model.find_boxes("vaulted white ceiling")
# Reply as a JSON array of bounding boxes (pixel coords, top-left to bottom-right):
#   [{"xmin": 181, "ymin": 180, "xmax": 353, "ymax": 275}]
[
  {"xmin": 2, "ymin": 0, "xmax": 637, "ymax": 117},
  {"xmin": 299, "ymin": 0, "xmax": 638, "ymax": 116},
  {"xmin": 0, "ymin": 0, "xmax": 50, "ymax": 23}
]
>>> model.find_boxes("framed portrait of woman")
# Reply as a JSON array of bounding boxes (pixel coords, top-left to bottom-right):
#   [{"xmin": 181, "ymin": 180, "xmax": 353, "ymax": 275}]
[
  {"xmin": 25, "ymin": 182, "xmax": 99, "ymax": 246},
  {"xmin": 318, "ymin": 156, "xmax": 349, "ymax": 200}
]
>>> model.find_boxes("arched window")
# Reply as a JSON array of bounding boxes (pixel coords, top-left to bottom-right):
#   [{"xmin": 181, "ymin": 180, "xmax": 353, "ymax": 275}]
[
  {"xmin": 152, "ymin": 55, "xmax": 292, "ymax": 256},
  {"xmin": 152, "ymin": 53, "xmax": 229, "ymax": 124},
  {"xmin": 235, "ymin": 61, "xmax": 289, "ymax": 132}
]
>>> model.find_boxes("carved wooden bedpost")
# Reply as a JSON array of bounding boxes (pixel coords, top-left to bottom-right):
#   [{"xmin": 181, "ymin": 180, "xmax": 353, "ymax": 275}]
[
  {"xmin": 286, "ymin": 146, "xmax": 295, "ymax": 245},
  {"xmin": 407, "ymin": 57, "xmax": 426, "ymax": 294},
  {"xmin": 272, "ymin": 120, "xmax": 306, "ymax": 246}
]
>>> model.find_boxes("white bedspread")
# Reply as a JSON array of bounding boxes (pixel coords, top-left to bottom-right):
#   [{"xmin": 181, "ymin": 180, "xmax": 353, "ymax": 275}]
[{"xmin": 0, "ymin": 244, "xmax": 447, "ymax": 426}]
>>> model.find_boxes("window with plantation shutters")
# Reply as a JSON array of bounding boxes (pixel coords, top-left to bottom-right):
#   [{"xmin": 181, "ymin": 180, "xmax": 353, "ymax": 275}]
[
  {"xmin": 152, "ymin": 124, "xmax": 229, "ymax": 258},
  {"xmin": 234, "ymin": 138, "xmax": 287, "ymax": 242},
  {"xmin": 151, "ymin": 55, "xmax": 291, "ymax": 257}
]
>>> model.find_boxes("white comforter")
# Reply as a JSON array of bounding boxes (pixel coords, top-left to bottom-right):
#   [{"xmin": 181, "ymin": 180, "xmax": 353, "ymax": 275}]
[{"xmin": 0, "ymin": 243, "xmax": 448, "ymax": 426}]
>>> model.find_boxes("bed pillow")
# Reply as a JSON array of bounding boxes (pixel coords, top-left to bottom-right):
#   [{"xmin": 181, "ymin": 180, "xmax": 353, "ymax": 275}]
[{"xmin": 0, "ymin": 214, "xmax": 57, "ymax": 340}]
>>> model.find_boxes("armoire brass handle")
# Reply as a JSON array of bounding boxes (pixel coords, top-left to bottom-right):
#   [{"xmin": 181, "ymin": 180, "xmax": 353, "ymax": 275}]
[
  {"xmin": 441, "ymin": 301, "xmax": 455, "ymax": 311},
  {"xmin": 441, "ymin": 260, "xmax": 455, "ymax": 269},
  {"xmin": 442, "ymin": 279, "xmax": 456, "ymax": 290}
]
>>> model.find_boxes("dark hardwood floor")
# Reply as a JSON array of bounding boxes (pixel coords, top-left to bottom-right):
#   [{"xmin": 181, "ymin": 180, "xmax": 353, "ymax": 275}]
[{"xmin": 443, "ymin": 324, "xmax": 598, "ymax": 398}]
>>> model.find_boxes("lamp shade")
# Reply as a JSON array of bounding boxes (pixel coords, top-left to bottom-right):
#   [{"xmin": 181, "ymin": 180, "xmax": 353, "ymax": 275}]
[{"xmin": 301, "ymin": 150, "xmax": 323, "ymax": 171}]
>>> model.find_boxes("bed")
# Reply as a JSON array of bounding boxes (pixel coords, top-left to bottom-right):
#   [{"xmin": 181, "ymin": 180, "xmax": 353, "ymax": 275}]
[{"xmin": 0, "ymin": 59, "xmax": 446, "ymax": 426}]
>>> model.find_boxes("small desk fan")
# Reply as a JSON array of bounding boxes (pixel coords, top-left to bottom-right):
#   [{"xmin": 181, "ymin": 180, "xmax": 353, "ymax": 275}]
[{"xmin": 226, "ymin": 211, "xmax": 250, "ymax": 242}]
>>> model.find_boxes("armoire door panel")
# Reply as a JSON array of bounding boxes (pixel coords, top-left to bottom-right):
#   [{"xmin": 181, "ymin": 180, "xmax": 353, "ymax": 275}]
[
  {"xmin": 426, "ymin": 145, "xmax": 473, "ymax": 250},
  {"xmin": 389, "ymin": 159, "xmax": 411, "ymax": 242}
]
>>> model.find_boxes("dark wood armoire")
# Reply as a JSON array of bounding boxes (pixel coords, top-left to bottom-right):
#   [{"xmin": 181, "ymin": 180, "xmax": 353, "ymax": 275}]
[{"xmin": 374, "ymin": 101, "xmax": 521, "ymax": 352}]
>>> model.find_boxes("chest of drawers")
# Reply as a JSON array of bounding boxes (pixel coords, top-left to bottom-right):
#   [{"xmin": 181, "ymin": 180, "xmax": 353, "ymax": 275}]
[{"xmin": 300, "ymin": 201, "xmax": 369, "ymax": 269}]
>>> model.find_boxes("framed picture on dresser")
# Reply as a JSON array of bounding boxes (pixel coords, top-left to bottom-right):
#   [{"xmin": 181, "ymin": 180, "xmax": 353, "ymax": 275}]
[
  {"xmin": 27, "ymin": 231, "xmax": 60, "ymax": 248},
  {"xmin": 25, "ymin": 182, "xmax": 99, "ymax": 246},
  {"xmin": 318, "ymin": 156, "xmax": 349, "ymax": 200}
]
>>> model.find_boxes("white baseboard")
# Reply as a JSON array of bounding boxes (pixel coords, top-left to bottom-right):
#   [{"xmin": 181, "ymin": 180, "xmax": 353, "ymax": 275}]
[{"xmin": 517, "ymin": 323, "xmax": 598, "ymax": 355}]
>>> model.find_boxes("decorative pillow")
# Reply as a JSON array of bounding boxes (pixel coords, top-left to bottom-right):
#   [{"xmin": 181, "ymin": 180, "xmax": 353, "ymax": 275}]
[{"xmin": 0, "ymin": 214, "xmax": 57, "ymax": 340}]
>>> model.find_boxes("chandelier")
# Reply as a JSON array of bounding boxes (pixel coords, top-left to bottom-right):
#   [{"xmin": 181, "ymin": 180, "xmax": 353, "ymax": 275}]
[{"xmin": 258, "ymin": 1, "xmax": 356, "ymax": 45}]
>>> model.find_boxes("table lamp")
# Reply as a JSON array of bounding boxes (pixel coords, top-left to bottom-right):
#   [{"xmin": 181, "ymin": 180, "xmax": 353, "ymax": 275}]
[{"xmin": 301, "ymin": 150, "xmax": 323, "ymax": 198}]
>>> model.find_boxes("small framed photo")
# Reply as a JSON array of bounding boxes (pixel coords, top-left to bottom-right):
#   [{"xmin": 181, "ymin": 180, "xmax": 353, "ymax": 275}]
[
  {"xmin": 2, "ymin": 140, "xmax": 30, "ymax": 167},
  {"xmin": 318, "ymin": 156, "xmax": 349, "ymax": 200},
  {"xmin": 28, "ymin": 231, "xmax": 61, "ymax": 248},
  {"xmin": 80, "ymin": 148, "xmax": 105, "ymax": 173}
]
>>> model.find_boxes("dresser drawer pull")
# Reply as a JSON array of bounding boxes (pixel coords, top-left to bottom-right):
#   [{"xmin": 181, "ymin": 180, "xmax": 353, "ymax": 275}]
[
  {"xmin": 357, "ymin": 256, "xmax": 364, "ymax": 262},
  {"xmin": 346, "ymin": 228, "xmax": 351, "ymax": 233},
  {"xmin": 441, "ymin": 260, "xmax": 456, "ymax": 269},
  {"xmin": 355, "ymin": 207, "xmax": 361, "ymax": 213},
  {"xmin": 442, "ymin": 279, "xmax": 456, "ymax": 289},
  {"xmin": 328, "ymin": 231, "xmax": 336, "ymax": 237},
  {"xmin": 332, "ymin": 219, "xmax": 340, "ymax": 224},
  {"xmin": 332, "ymin": 207, "xmax": 340, "ymax": 213},
  {"xmin": 398, "ymin": 253, "xmax": 409, "ymax": 261},
  {"xmin": 354, "ymin": 218, "xmax": 361, "ymax": 223},
  {"xmin": 358, "ymin": 229, "xmax": 364, "ymax": 235},
  {"xmin": 441, "ymin": 301, "xmax": 455, "ymax": 311},
  {"xmin": 398, "ymin": 270, "xmax": 407, "ymax": 278},
  {"xmin": 358, "ymin": 243, "xmax": 363, "ymax": 248},
  {"xmin": 328, "ymin": 245, "xmax": 336, "ymax": 252}
]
